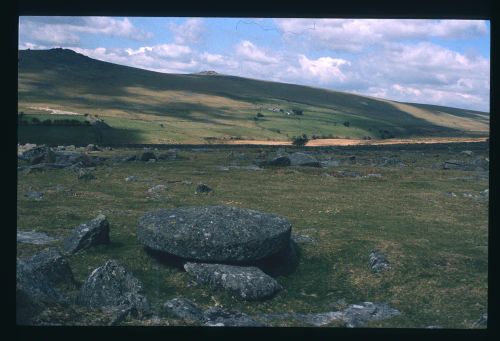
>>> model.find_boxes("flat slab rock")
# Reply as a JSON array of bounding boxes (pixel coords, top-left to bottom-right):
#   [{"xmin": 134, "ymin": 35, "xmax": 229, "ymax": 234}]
[
  {"xmin": 184, "ymin": 262, "xmax": 282, "ymax": 301},
  {"xmin": 17, "ymin": 231, "xmax": 59, "ymax": 245},
  {"xmin": 137, "ymin": 205, "xmax": 292, "ymax": 262}
]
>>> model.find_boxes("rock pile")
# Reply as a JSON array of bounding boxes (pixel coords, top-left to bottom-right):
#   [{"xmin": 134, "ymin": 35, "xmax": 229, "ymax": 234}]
[{"xmin": 137, "ymin": 205, "xmax": 293, "ymax": 300}]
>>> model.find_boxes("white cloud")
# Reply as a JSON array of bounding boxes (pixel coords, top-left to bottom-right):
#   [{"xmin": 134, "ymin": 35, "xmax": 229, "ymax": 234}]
[
  {"xmin": 235, "ymin": 40, "xmax": 279, "ymax": 64},
  {"xmin": 169, "ymin": 18, "xmax": 205, "ymax": 44},
  {"xmin": 19, "ymin": 16, "xmax": 153, "ymax": 46},
  {"xmin": 282, "ymin": 55, "xmax": 351, "ymax": 85},
  {"xmin": 275, "ymin": 19, "xmax": 488, "ymax": 52}
]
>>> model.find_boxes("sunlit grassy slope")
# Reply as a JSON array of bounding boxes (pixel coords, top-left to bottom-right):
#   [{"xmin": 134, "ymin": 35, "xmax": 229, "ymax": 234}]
[{"xmin": 18, "ymin": 48, "xmax": 489, "ymax": 144}]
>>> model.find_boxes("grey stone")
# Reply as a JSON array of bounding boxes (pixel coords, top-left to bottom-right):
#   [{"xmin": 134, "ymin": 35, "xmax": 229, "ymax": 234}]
[
  {"xmin": 148, "ymin": 184, "xmax": 167, "ymax": 193},
  {"xmin": 63, "ymin": 214, "xmax": 110, "ymax": 254},
  {"xmin": 292, "ymin": 234, "xmax": 317, "ymax": 244},
  {"xmin": 258, "ymin": 156, "xmax": 291, "ymax": 167},
  {"xmin": 196, "ymin": 183, "xmax": 212, "ymax": 193},
  {"xmin": 77, "ymin": 260, "xmax": 150, "ymax": 319},
  {"xmin": 378, "ymin": 157, "xmax": 405, "ymax": 167},
  {"xmin": 157, "ymin": 151, "xmax": 177, "ymax": 160},
  {"xmin": 125, "ymin": 176, "xmax": 138, "ymax": 182},
  {"xmin": 342, "ymin": 302, "xmax": 401, "ymax": 327},
  {"xmin": 18, "ymin": 248, "xmax": 76, "ymax": 287},
  {"xmin": 288, "ymin": 152, "xmax": 322, "ymax": 167},
  {"xmin": 472, "ymin": 313, "xmax": 487, "ymax": 328},
  {"xmin": 184, "ymin": 263, "xmax": 282, "ymax": 301},
  {"xmin": 335, "ymin": 171, "xmax": 361, "ymax": 178},
  {"xmin": 86, "ymin": 144, "xmax": 101, "ymax": 151},
  {"xmin": 461, "ymin": 150, "xmax": 473, "ymax": 156},
  {"xmin": 321, "ymin": 160, "xmax": 341, "ymax": 168},
  {"xmin": 77, "ymin": 168, "xmax": 95, "ymax": 180},
  {"xmin": 163, "ymin": 298, "xmax": 205, "ymax": 321},
  {"xmin": 137, "ymin": 205, "xmax": 292, "ymax": 262},
  {"xmin": 17, "ymin": 231, "xmax": 59, "ymax": 245},
  {"xmin": 369, "ymin": 250, "xmax": 391, "ymax": 272},
  {"xmin": 140, "ymin": 151, "xmax": 157, "ymax": 161},
  {"xmin": 203, "ymin": 307, "xmax": 266, "ymax": 327},
  {"xmin": 24, "ymin": 190, "xmax": 43, "ymax": 201},
  {"xmin": 16, "ymin": 248, "xmax": 76, "ymax": 323}
]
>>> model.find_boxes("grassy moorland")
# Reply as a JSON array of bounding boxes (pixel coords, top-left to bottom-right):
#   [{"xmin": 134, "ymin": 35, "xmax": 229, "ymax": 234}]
[
  {"xmin": 18, "ymin": 48, "xmax": 489, "ymax": 145},
  {"xmin": 16, "ymin": 142, "xmax": 488, "ymax": 327}
]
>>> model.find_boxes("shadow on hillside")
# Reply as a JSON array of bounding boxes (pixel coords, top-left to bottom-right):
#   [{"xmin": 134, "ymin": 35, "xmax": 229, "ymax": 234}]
[{"xmin": 17, "ymin": 125, "xmax": 145, "ymax": 146}]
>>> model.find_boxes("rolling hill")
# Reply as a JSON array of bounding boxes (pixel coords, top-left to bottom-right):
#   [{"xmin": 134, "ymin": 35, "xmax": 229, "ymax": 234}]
[{"xmin": 17, "ymin": 48, "xmax": 489, "ymax": 145}]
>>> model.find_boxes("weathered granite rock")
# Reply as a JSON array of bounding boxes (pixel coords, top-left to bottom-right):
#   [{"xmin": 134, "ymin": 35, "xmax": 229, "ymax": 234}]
[
  {"xmin": 77, "ymin": 168, "xmax": 95, "ymax": 180},
  {"xmin": 86, "ymin": 144, "xmax": 101, "ymax": 151},
  {"xmin": 254, "ymin": 302, "xmax": 400, "ymax": 327},
  {"xmin": 288, "ymin": 152, "xmax": 322, "ymax": 167},
  {"xmin": 157, "ymin": 151, "xmax": 177, "ymax": 161},
  {"xmin": 369, "ymin": 250, "xmax": 391, "ymax": 272},
  {"xmin": 163, "ymin": 298, "xmax": 205, "ymax": 321},
  {"xmin": 203, "ymin": 307, "xmax": 266, "ymax": 327},
  {"xmin": 472, "ymin": 312, "xmax": 487, "ymax": 328},
  {"xmin": 18, "ymin": 248, "xmax": 76, "ymax": 287},
  {"xmin": 258, "ymin": 156, "xmax": 291, "ymax": 167},
  {"xmin": 342, "ymin": 302, "xmax": 401, "ymax": 327},
  {"xmin": 63, "ymin": 214, "xmax": 110, "ymax": 254},
  {"xmin": 140, "ymin": 151, "xmax": 157, "ymax": 161},
  {"xmin": 17, "ymin": 231, "xmax": 59, "ymax": 245},
  {"xmin": 147, "ymin": 184, "xmax": 167, "ymax": 193},
  {"xmin": 77, "ymin": 260, "xmax": 150, "ymax": 319},
  {"xmin": 137, "ymin": 205, "xmax": 292, "ymax": 262},
  {"xmin": 24, "ymin": 190, "xmax": 44, "ymax": 201},
  {"xmin": 196, "ymin": 183, "xmax": 212, "ymax": 193},
  {"xmin": 184, "ymin": 262, "xmax": 282, "ymax": 300},
  {"xmin": 16, "ymin": 248, "xmax": 77, "ymax": 323},
  {"xmin": 30, "ymin": 147, "xmax": 56, "ymax": 165}
]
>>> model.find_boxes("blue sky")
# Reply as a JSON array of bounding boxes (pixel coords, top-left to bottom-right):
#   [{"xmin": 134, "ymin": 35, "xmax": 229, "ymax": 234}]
[{"xmin": 19, "ymin": 17, "xmax": 490, "ymax": 112}]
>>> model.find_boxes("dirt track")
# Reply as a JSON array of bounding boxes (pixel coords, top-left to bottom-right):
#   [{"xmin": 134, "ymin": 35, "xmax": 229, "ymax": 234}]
[{"xmin": 224, "ymin": 137, "xmax": 488, "ymax": 146}]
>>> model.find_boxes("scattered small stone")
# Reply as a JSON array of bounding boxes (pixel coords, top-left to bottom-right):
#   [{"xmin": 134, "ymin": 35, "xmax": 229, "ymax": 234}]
[
  {"xmin": 461, "ymin": 150, "xmax": 473, "ymax": 156},
  {"xmin": 291, "ymin": 234, "xmax": 317, "ymax": 244},
  {"xmin": 123, "ymin": 155, "xmax": 137, "ymax": 162},
  {"xmin": 321, "ymin": 160, "xmax": 341, "ymax": 168},
  {"xmin": 181, "ymin": 180, "xmax": 193, "ymax": 185},
  {"xmin": 195, "ymin": 183, "xmax": 212, "ymax": 193},
  {"xmin": 445, "ymin": 192, "xmax": 457, "ymax": 197},
  {"xmin": 86, "ymin": 144, "xmax": 101, "ymax": 152},
  {"xmin": 342, "ymin": 302, "xmax": 401, "ymax": 327},
  {"xmin": 17, "ymin": 231, "xmax": 59, "ymax": 245},
  {"xmin": 258, "ymin": 156, "xmax": 291, "ymax": 167},
  {"xmin": 203, "ymin": 307, "xmax": 266, "ymax": 327},
  {"xmin": 63, "ymin": 214, "xmax": 110, "ymax": 254},
  {"xmin": 77, "ymin": 168, "xmax": 95, "ymax": 180},
  {"xmin": 335, "ymin": 171, "xmax": 361, "ymax": 178},
  {"xmin": 472, "ymin": 312, "xmax": 487, "ymax": 328},
  {"xmin": 288, "ymin": 152, "xmax": 322, "ymax": 167},
  {"xmin": 146, "ymin": 158, "xmax": 156, "ymax": 163},
  {"xmin": 147, "ymin": 184, "xmax": 166, "ymax": 193},
  {"xmin": 184, "ymin": 262, "xmax": 282, "ymax": 301},
  {"xmin": 365, "ymin": 173, "xmax": 382, "ymax": 178},
  {"xmin": 140, "ymin": 151, "xmax": 157, "ymax": 161},
  {"xmin": 24, "ymin": 190, "xmax": 44, "ymax": 201},
  {"xmin": 215, "ymin": 165, "xmax": 230, "ymax": 171},
  {"xmin": 125, "ymin": 176, "xmax": 138, "ymax": 182},
  {"xmin": 163, "ymin": 298, "xmax": 205, "ymax": 322},
  {"xmin": 369, "ymin": 250, "xmax": 391, "ymax": 272}
]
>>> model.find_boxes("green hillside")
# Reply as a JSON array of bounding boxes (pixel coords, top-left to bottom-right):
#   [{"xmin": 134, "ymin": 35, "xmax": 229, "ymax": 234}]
[{"xmin": 17, "ymin": 48, "xmax": 489, "ymax": 145}]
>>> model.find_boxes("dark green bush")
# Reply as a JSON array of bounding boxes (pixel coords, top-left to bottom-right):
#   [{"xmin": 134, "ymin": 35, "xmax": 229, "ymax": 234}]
[{"xmin": 292, "ymin": 134, "xmax": 309, "ymax": 146}]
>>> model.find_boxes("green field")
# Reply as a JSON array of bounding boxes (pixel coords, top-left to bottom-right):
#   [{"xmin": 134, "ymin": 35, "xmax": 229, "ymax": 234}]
[
  {"xmin": 16, "ymin": 142, "xmax": 488, "ymax": 327},
  {"xmin": 18, "ymin": 49, "xmax": 489, "ymax": 145}
]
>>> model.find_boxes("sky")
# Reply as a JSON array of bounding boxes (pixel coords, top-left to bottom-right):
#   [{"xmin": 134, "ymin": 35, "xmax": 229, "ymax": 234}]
[{"xmin": 19, "ymin": 17, "xmax": 490, "ymax": 112}]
